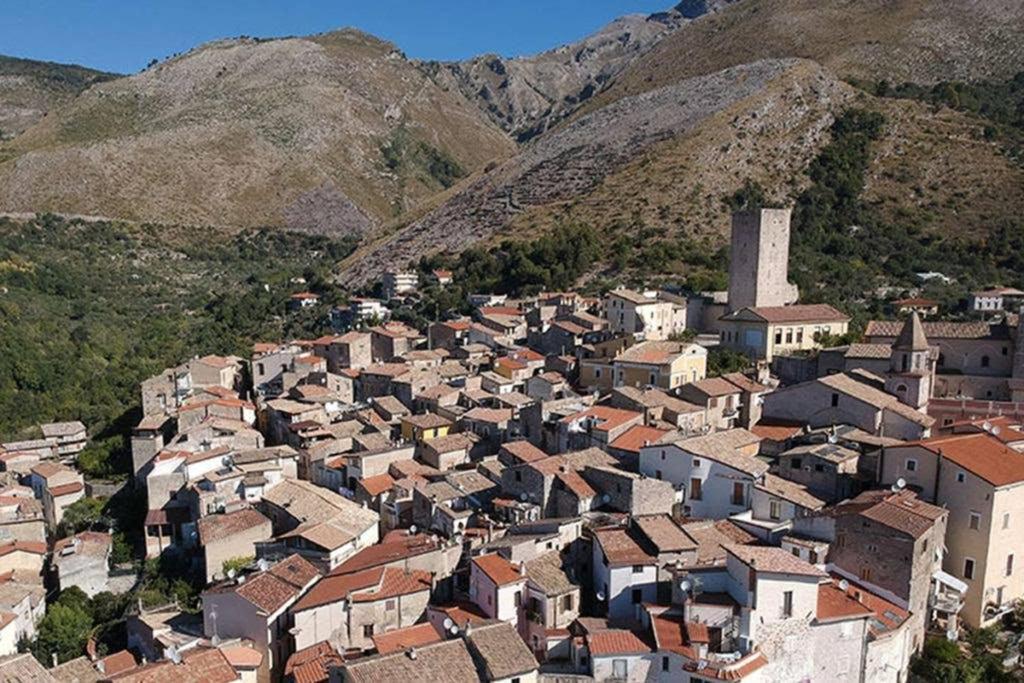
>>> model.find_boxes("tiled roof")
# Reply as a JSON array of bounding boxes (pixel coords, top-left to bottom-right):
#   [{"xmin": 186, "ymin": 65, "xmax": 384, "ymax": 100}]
[
  {"xmin": 755, "ymin": 474, "xmax": 825, "ymax": 511},
  {"xmin": 371, "ymin": 622, "xmax": 443, "ymax": 655},
  {"xmin": 462, "ymin": 407, "xmax": 513, "ymax": 424},
  {"xmin": 909, "ymin": 432, "xmax": 1024, "ymax": 487},
  {"xmin": 331, "ymin": 534, "xmax": 439, "ymax": 575},
  {"xmin": 357, "ymin": 473, "xmax": 395, "ymax": 497},
  {"xmin": 632, "ymin": 515, "xmax": 696, "ymax": 553},
  {"xmin": 340, "ymin": 637, "xmax": 480, "ymax": 682},
  {"xmin": 560, "ymin": 405, "xmax": 641, "ymax": 433},
  {"xmin": 285, "ymin": 641, "xmax": 344, "ymax": 683},
  {"xmin": 722, "ymin": 372, "xmax": 769, "ymax": 394},
  {"xmin": 98, "ymin": 650, "xmax": 136, "ymax": 677},
  {"xmin": 618, "ymin": 340, "xmax": 696, "ymax": 365},
  {"xmin": 726, "ymin": 303, "xmax": 849, "ymax": 324},
  {"xmin": 108, "ymin": 646, "xmax": 238, "ymax": 683},
  {"xmin": 750, "ymin": 419, "xmax": 804, "ymax": 442},
  {"xmin": 609, "ymin": 424, "xmax": 672, "ymax": 454},
  {"xmin": 725, "ymin": 544, "xmax": 827, "ymax": 577},
  {"xmin": 466, "ymin": 621, "xmax": 539, "ymax": 679},
  {"xmin": 557, "ymin": 470, "xmax": 596, "ymax": 499},
  {"xmin": 866, "ymin": 319, "xmax": 1002, "ymax": 340},
  {"xmin": 838, "ymin": 489, "xmax": 946, "ymax": 538},
  {"xmin": 499, "ymin": 440, "xmax": 548, "ymax": 463},
  {"xmin": 0, "ymin": 540, "xmax": 46, "ymax": 557},
  {"xmin": 593, "ymin": 527, "xmax": 655, "ymax": 567},
  {"xmin": 587, "ymin": 629, "xmax": 653, "ymax": 655},
  {"xmin": 473, "ymin": 553, "xmax": 524, "ymax": 586},
  {"xmin": 219, "ymin": 645, "xmax": 263, "ymax": 669},
  {"xmin": 686, "ymin": 376, "xmax": 742, "ymax": 398},
  {"xmin": 668, "ymin": 429, "xmax": 767, "ymax": 477},
  {"xmin": 197, "ymin": 508, "xmax": 270, "ymax": 546},
  {"xmin": 844, "ymin": 343, "xmax": 893, "ymax": 359},
  {"xmin": 816, "ymin": 582, "xmax": 873, "ymax": 622},
  {"xmin": 826, "ymin": 573, "xmax": 909, "ymax": 637},
  {"xmin": 402, "ymin": 413, "xmax": 451, "ymax": 430},
  {"xmin": 524, "ymin": 551, "xmax": 576, "ymax": 596},
  {"xmin": 817, "ymin": 373, "xmax": 934, "ymax": 427}
]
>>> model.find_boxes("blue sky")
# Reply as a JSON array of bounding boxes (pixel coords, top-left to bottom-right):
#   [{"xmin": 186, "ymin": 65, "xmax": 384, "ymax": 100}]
[{"xmin": 2, "ymin": 1, "xmax": 672, "ymax": 74}]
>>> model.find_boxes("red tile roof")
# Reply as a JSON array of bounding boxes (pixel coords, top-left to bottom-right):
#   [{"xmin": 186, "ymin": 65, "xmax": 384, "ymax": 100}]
[
  {"xmin": 908, "ymin": 432, "xmax": 1024, "ymax": 486},
  {"xmin": 285, "ymin": 641, "xmax": 344, "ymax": 683},
  {"xmin": 0, "ymin": 540, "xmax": 46, "ymax": 557},
  {"xmin": 560, "ymin": 405, "xmax": 641, "ymax": 433},
  {"xmin": 371, "ymin": 622, "xmax": 443, "ymax": 654},
  {"xmin": 587, "ymin": 629, "xmax": 652, "ymax": 655},
  {"xmin": 609, "ymin": 424, "xmax": 671, "ymax": 454},
  {"xmin": 816, "ymin": 583, "xmax": 873, "ymax": 622},
  {"xmin": 98, "ymin": 650, "xmax": 136, "ymax": 676},
  {"xmin": 725, "ymin": 544, "xmax": 827, "ymax": 577},
  {"xmin": 500, "ymin": 440, "xmax": 548, "ymax": 463},
  {"xmin": 735, "ymin": 303, "xmax": 849, "ymax": 324},
  {"xmin": 593, "ymin": 527, "xmax": 655, "ymax": 567},
  {"xmin": 331, "ymin": 534, "xmax": 439, "ymax": 575},
  {"xmin": 472, "ymin": 553, "xmax": 525, "ymax": 586},
  {"xmin": 108, "ymin": 646, "xmax": 238, "ymax": 683},
  {"xmin": 293, "ymin": 567, "xmax": 430, "ymax": 612},
  {"xmin": 357, "ymin": 473, "xmax": 395, "ymax": 498},
  {"xmin": 826, "ymin": 573, "xmax": 910, "ymax": 637}
]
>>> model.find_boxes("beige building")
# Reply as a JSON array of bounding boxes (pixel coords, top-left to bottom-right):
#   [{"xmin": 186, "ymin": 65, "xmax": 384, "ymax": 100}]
[
  {"xmin": 880, "ymin": 432, "xmax": 1024, "ymax": 627},
  {"xmin": 719, "ymin": 303, "xmax": 850, "ymax": 361},
  {"xmin": 611, "ymin": 340, "xmax": 707, "ymax": 390},
  {"xmin": 197, "ymin": 508, "xmax": 273, "ymax": 583},
  {"xmin": 605, "ymin": 289, "xmax": 686, "ymax": 341}
]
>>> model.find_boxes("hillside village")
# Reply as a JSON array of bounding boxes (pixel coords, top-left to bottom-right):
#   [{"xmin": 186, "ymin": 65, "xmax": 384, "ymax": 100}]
[{"xmin": 1, "ymin": 207, "xmax": 1024, "ymax": 682}]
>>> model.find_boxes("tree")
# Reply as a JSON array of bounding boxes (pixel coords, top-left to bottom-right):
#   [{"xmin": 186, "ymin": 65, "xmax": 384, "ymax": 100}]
[
  {"xmin": 707, "ymin": 348, "xmax": 751, "ymax": 376},
  {"xmin": 58, "ymin": 497, "xmax": 106, "ymax": 536},
  {"xmin": 30, "ymin": 602, "xmax": 92, "ymax": 665}
]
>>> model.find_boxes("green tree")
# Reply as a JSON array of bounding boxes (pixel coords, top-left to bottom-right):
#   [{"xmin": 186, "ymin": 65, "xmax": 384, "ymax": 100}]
[
  {"xmin": 30, "ymin": 601, "xmax": 93, "ymax": 665},
  {"xmin": 58, "ymin": 497, "xmax": 106, "ymax": 536}
]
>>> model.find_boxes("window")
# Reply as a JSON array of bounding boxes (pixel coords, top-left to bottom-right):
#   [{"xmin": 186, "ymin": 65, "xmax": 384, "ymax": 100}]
[
  {"xmin": 613, "ymin": 659, "xmax": 628, "ymax": 679},
  {"xmin": 1008, "ymin": 554, "xmax": 1015, "ymax": 577},
  {"xmin": 969, "ymin": 512, "xmax": 981, "ymax": 530},
  {"xmin": 785, "ymin": 328, "xmax": 794, "ymax": 344},
  {"xmin": 1004, "ymin": 513, "xmax": 1010, "ymax": 530},
  {"xmin": 632, "ymin": 565, "xmax": 645, "ymax": 574},
  {"xmin": 814, "ymin": 463, "xmax": 824, "ymax": 472},
  {"xmin": 661, "ymin": 450, "xmax": 666, "ymax": 460},
  {"xmin": 796, "ymin": 328, "xmax": 804, "ymax": 343},
  {"xmin": 563, "ymin": 594, "xmax": 573, "ymax": 611},
  {"xmin": 514, "ymin": 591, "xmax": 522, "ymax": 607},
  {"xmin": 831, "ymin": 393, "xmax": 839, "ymax": 407},
  {"xmin": 363, "ymin": 624, "xmax": 374, "ymax": 637},
  {"xmin": 790, "ymin": 458, "xmax": 802, "ymax": 470},
  {"xmin": 775, "ymin": 330, "xmax": 783, "ymax": 344},
  {"xmin": 769, "ymin": 500, "xmax": 782, "ymax": 520},
  {"xmin": 791, "ymin": 547, "xmax": 800, "ymax": 557},
  {"xmin": 905, "ymin": 458, "xmax": 917, "ymax": 472},
  {"xmin": 595, "ymin": 368, "xmax": 601, "ymax": 378},
  {"xmin": 782, "ymin": 591, "xmax": 793, "ymax": 618},
  {"xmin": 836, "ymin": 533, "xmax": 846, "ymax": 548},
  {"xmin": 860, "ymin": 567, "xmax": 872, "ymax": 582},
  {"xmin": 692, "ymin": 458, "xmax": 701, "ymax": 467},
  {"xmin": 964, "ymin": 558, "xmax": 975, "ymax": 580},
  {"xmin": 689, "ymin": 478, "xmax": 703, "ymax": 501},
  {"xmin": 631, "ymin": 589, "xmax": 642, "ymax": 604},
  {"xmin": 662, "ymin": 656, "xmax": 670, "ymax": 672},
  {"xmin": 514, "ymin": 470, "xmax": 522, "ymax": 482},
  {"xmin": 982, "ymin": 355, "xmax": 990, "ymax": 368},
  {"xmin": 655, "ymin": 470, "xmax": 662, "ymax": 480},
  {"xmin": 731, "ymin": 482, "xmax": 745, "ymax": 506},
  {"xmin": 385, "ymin": 599, "xmax": 396, "ymax": 611},
  {"xmin": 956, "ymin": 471, "xmax": 966, "ymax": 483}
]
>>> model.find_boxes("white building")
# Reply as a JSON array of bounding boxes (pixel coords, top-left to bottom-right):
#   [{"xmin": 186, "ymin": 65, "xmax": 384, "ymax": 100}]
[
  {"xmin": 470, "ymin": 553, "xmax": 526, "ymax": 624},
  {"xmin": 592, "ymin": 526, "xmax": 658, "ymax": 623}
]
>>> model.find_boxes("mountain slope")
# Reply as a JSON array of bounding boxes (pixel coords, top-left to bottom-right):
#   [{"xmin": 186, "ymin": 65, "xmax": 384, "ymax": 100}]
[
  {"xmin": 339, "ymin": 58, "xmax": 852, "ymax": 285},
  {"xmin": 584, "ymin": 0, "xmax": 1024, "ymax": 115},
  {"xmin": 0, "ymin": 31, "xmax": 514, "ymax": 232},
  {"xmin": 422, "ymin": 2, "xmax": 737, "ymax": 141},
  {"xmin": 0, "ymin": 55, "xmax": 117, "ymax": 139}
]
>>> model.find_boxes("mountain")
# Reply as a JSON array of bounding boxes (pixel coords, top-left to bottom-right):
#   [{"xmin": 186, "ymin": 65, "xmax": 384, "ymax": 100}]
[
  {"xmin": 0, "ymin": 55, "xmax": 117, "ymax": 139},
  {"xmin": 0, "ymin": 31, "xmax": 514, "ymax": 232},
  {"xmin": 340, "ymin": 58, "xmax": 851, "ymax": 285},
  {"xmin": 340, "ymin": 0, "xmax": 1024, "ymax": 286},
  {"xmin": 422, "ymin": 1, "xmax": 736, "ymax": 141},
  {"xmin": 583, "ymin": 0, "xmax": 1024, "ymax": 114}
]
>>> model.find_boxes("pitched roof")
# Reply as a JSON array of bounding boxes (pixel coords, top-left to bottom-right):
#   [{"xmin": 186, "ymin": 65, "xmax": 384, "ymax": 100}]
[
  {"xmin": 826, "ymin": 573, "xmax": 909, "ymax": 637},
  {"xmin": 908, "ymin": 432, "xmax": 1024, "ymax": 487},
  {"xmin": 107, "ymin": 646, "xmax": 238, "ymax": 683},
  {"xmin": 593, "ymin": 527, "xmax": 655, "ymax": 567},
  {"xmin": 755, "ymin": 474, "xmax": 825, "ymax": 511},
  {"xmin": 836, "ymin": 489, "xmax": 946, "ymax": 538},
  {"xmin": 587, "ymin": 629, "xmax": 653, "ymax": 655},
  {"xmin": 865, "ymin": 319, "xmax": 997, "ymax": 340},
  {"xmin": 524, "ymin": 551, "xmax": 576, "ymax": 596},
  {"xmin": 197, "ymin": 508, "xmax": 270, "ymax": 546},
  {"xmin": 211, "ymin": 554, "xmax": 318, "ymax": 615},
  {"xmin": 472, "ymin": 554, "xmax": 524, "ymax": 586},
  {"xmin": 466, "ymin": 621, "xmax": 539, "ymax": 679},
  {"xmin": 371, "ymin": 622, "xmax": 443, "ymax": 655},
  {"xmin": 618, "ymin": 340, "xmax": 697, "ymax": 365},
  {"xmin": 284, "ymin": 641, "xmax": 343, "ymax": 683},
  {"xmin": 357, "ymin": 473, "xmax": 396, "ymax": 498},
  {"xmin": 559, "ymin": 405, "xmax": 641, "ymax": 433},
  {"xmin": 817, "ymin": 373, "xmax": 935, "ymax": 427},
  {"xmin": 686, "ymin": 377, "xmax": 742, "ymax": 398},
  {"xmin": 609, "ymin": 424, "xmax": 672, "ymax": 454},
  {"xmin": 499, "ymin": 440, "xmax": 548, "ymax": 463},
  {"xmin": 723, "ymin": 303, "xmax": 849, "ymax": 324},
  {"xmin": 340, "ymin": 637, "xmax": 479, "ymax": 683},
  {"xmin": 725, "ymin": 544, "xmax": 827, "ymax": 577},
  {"xmin": 816, "ymin": 582, "xmax": 874, "ymax": 623},
  {"xmin": 632, "ymin": 515, "xmax": 697, "ymax": 553},
  {"xmin": 893, "ymin": 312, "xmax": 929, "ymax": 351},
  {"xmin": 331, "ymin": 533, "xmax": 439, "ymax": 575},
  {"xmin": 667, "ymin": 429, "xmax": 767, "ymax": 477}
]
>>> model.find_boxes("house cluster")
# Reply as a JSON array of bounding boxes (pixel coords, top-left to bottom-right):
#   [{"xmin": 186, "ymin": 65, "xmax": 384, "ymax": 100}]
[{"xmin": 3, "ymin": 207, "xmax": 1024, "ymax": 682}]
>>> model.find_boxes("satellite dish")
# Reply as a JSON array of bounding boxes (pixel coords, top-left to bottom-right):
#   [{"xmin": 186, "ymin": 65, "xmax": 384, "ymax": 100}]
[
  {"xmin": 449, "ymin": 625, "xmax": 459, "ymax": 636},
  {"xmin": 679, "ymin": 580, "xmax": 691, "ymax": 593},
  {"xmin": 443, "ymin": 617, "xmax": 454, "ymax": 630},
  {"xmin": 896, "ymin": 478, "xmax": 907, "ymax": 490},
  {"xmin": 838, "ymin": 579, "xmax": 849, "ymax": 591},
  {"xmin": 409, "ymin": 525, "xmax": 418, "ymax": 535},
  {"xmin": 993, "ymin": 426, "xmax": 1002, "ymax": 436},
  {"xmin": 520, "ymin": 492, "xmax": 528, "ymax": 502},
  {"xmin": 983, "ymin": 421, "xmax": 993, "ymax": 432},
  {"xmin": 596, "ymin": 591, "xmax": 605, "ymax": 601},
  {"xmin": 601, "ymin": 493, "xmax": 611, "ymax": 503}
]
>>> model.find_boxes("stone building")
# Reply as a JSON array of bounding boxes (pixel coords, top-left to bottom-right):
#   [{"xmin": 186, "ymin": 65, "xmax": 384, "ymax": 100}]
[{"xmin": 726, "ymin": 208, "xmax": 799, "ymax": 311}]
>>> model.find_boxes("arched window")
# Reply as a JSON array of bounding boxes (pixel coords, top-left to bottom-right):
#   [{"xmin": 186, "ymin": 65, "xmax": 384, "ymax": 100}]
[
  {"xmin": 895, "ymin": 384, "xmax": 908, "ymax": 399},
  {"xmin": 981, "ymin": 355, "xmax": 990, "ymax": 368}
]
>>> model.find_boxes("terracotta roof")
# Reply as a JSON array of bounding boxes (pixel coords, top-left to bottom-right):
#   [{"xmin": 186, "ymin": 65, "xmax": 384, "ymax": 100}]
[
  {"xmin": 816, "ymin": 582, "xmax": 873, "ymax": 622},
  {"xmin": 826, "ymin": 573, "xmax": 910, "ymax": 637},
  {"xmin": 472, "ymin": 553, "xmax": 524, "ymax": 586},
  {"xmin": 340, "ymin": 638, "xmax": 479, "ymax": 683},
  {"xmin": 330, "ymin": 532, "xmax": 439, "ymax": 575},
  {"xmin": 0, "ymin": 540, "xmax": 46, "ymax": 557},
  {"xmin": 750, "ymin": 419, "xmax": 804, "ymax": 442},
  {"xmin": 556, "ymin": 470, "xmax": 596, "ymax": 499},
  {"xmin": 285, "ymin": 641, "xmax": 344, "ymax": 683},
  {"xmin": 726, "ymin": 303, "xmax": 849, "ymax": 324},
  {"xmin": 462, "ymin": 407, "xmax": 513, "ymax": 424},
  {"xmin": 371, "ymin": 622, "xmax": 443, "ymax": 655},
  {"xmin": 893, "ymin": 297, "xmax": 938, "ymax": 307},
  {"xmin": 755, "ymin": 474, "xmax": 825, "ymax": 511},
  {"xmin": 357, "ymin": 473, "xmax": 396, "ymax": 498},
  {"xmin": 98, "ymin": 650, "xmax": 136, "ymax": 677},
  {"xmin": 618, "ymin": 340, "xmax": 696, "ymax": 365},
  {"xmin": 499, "ymin": 440, "xmax": 548, "ymax": 463},
  {"xmin": 725, "ymin": 544, "xmax": 827, "ymax": 577},
  {"xmin": 466, "ymin": 620, "xmax": 539, "ymax": 679},
  {"xmin": 686, "ymin": 376, "xmax": 742, "ymax": 398},
  {"xmin": 552, "ymin": 319, "xmax": 588, "ymax": 335},
  {"xmin": 219, "ymin": 644, "xmax": 263, "ymax": 669},
  {"xmin": 608, "ymin": 288, "xmax": 655, "ymax": 305},
  {"xmin": 610, "ymin": 424, "xmax": 672, "ymax": 454},
  {"xmin": 632, "ymin": 515, "xmax": 696, "ymax": 553},
  {"xmin": 197, "ymin": 508, "xmax": 270, "ymax": 546},
  {"xmin": 593, "ymin": 527, "xmax": 655, "ymax": 567},
  {"xmin": 560, "ymin": 405, "xmax": 641, "ymax": 433},
  {"xmin": 837, "ymin": 489, "xmax": 946, "ymax": 538},
  {"xmin": 108, "ymin": 646, "xmax": 237, "ymax": 683},
  {"xmin": 865, "ymin": 319, "xmax": 996, "ymax": 340},
  {"xmin": 722, "ymin": 372, "xmax": 769, "ymax": 394},
  {"xmin": 587, "ymin": 629, "xmax": 653, "ymax": 655},
  {"xmin": 401, "ymin": 413, "xmax": 451, "ymax": 430},
  {"xmin": 909, "ymin": 432, "xmax": 1024, "ymax": 487}
]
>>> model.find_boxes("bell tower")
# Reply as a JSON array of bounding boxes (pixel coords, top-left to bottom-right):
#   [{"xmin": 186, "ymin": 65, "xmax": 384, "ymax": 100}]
[{"xmin": 885, "ymin": 312, "xmax": 933, "ymax": 410}]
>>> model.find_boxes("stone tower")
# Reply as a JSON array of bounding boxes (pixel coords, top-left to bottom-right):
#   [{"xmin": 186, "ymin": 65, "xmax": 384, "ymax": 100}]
[
  {"xmin": 886, "ymin": 312, "xmax": 933, "ymax": 410},
  {"xmin": 727, "ymin": 208, "xmax": 799, "ymax": 311}
]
